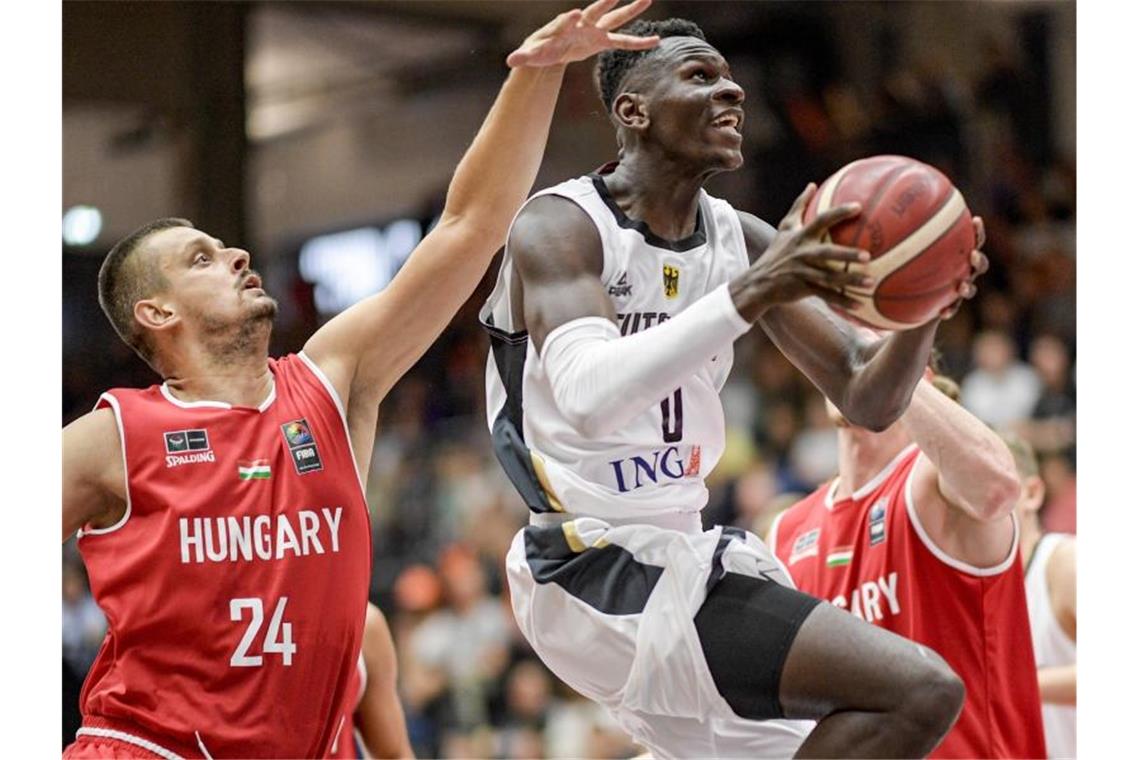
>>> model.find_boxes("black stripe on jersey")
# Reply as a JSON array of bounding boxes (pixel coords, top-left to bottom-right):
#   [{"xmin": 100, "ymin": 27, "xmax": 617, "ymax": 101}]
[
  {"xmin": 524, "ymin": 525, "xmax": 663, "ymax": 615},
  {"xmin": 482, "ymin": 319, "xmax": 560, "ymax": 514},
  {"xmin": 590, "ymin": 174, "xmax": 708, "ymax": 252}
]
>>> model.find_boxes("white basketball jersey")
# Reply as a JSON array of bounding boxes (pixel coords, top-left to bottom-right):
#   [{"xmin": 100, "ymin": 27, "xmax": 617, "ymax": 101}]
[
  {"xmin": 481, "ymin": 172, "xmax": 750, "ymax": 527},
  {"xmin": 1024, "ymin": 533, "xmax": 1076, "ymax": 758}
]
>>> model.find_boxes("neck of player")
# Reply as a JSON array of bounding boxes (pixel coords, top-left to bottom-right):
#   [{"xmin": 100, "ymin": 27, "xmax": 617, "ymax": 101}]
[
  {"xmin": 604, "ymin": 153, "xmax": 719, "ymax": 241},
  {"xmin": 835, "ymin": 425, "xmax": 911, "ymax": 500},
  {"xmin": 160, "ymin": 324, "xmax": 275, "ymax": 408}
]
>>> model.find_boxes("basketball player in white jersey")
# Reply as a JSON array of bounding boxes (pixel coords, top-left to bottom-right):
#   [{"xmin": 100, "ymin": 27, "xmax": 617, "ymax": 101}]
[
  {"xmin": 1007, "ymin": 433, "xmax": 1077, "ymax": 758},
  {"xmin": 482, "ymin": 18, "xmax": 988, "ymax": 759}
]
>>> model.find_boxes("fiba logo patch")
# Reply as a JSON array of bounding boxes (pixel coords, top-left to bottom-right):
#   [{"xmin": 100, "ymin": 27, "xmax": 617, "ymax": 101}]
[
  {"xmin": 281, "ymin": 419, "xmax": 323, "ymax": 474},
  {"xmin": 869, "ymin": 499, "xmax": 888, "ymax": 545},
  {"xmin": 662, "ymin": 264, "xmax": 680, "ymax": 299}
]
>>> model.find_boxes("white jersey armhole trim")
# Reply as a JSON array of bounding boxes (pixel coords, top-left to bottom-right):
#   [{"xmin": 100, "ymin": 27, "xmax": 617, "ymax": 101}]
[
  {"xmin": 75, "ymin": 727, "xmax": 183, "ymax": 760},
  {"xmin": 296, "ymin": 351, "xmax": 368, "ymax": 498},
  {"xmin": 768, "ymin": 508, "xmax": 786, "ymax": 549},
  {"xmin": 77, "ymin": 393, "xmax": 132, "ymax": 539},
  {"xmin": 904, "ymin": 458, "xmax": 1019, "ymax": 577}
]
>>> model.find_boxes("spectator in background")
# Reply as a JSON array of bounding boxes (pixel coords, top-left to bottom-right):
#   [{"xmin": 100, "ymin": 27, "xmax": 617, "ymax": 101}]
[
  {"xmin": 961, "ymin": 329, "xmax": 1041, "ymax": 427},
  {"xmin": 1016, "ymin": 334, "xmax": 1076, "ymax": 461},
  {"xmin": 405, "ymin": 544, "xmax": 511, "ymax": 740},
  {"xmin": 788, "ymin": 395, "xmax": 839, "ymax": 489},
  {"xmin": 1039, "ymin": 453, "xmax": 1077, "ymax": 535},
  {"xmin": 62, "ymin": 560, "xmax": 106, "ymax": 677}
]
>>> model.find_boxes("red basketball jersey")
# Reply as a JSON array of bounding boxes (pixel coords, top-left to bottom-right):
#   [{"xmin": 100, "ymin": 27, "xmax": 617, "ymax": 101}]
[
  {"xmin": 74, "ymin": 353, "xmax": 372, "ymax": 759},
  {"xmin": 771, "ymin": 444, "xmax": 1046, "ymax": 759}
]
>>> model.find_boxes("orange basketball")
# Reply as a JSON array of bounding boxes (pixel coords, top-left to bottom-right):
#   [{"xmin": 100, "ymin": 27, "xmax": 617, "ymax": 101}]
[{"xmin": 803, "ymin": 155, "xmax": 975, "ymax": 330}]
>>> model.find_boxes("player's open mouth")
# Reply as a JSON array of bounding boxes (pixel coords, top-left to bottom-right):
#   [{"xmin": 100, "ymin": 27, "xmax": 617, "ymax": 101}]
[
  {"xmin": 710, "ymin": 110, "xmax": 743, "ymax": 134},
  {"xmin": 242, "ymin": 274, "xmax": 262, "ymax": 291}
]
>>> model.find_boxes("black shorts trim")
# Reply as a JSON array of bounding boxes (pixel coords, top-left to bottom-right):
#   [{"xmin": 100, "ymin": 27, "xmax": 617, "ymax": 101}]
[
  {"xmin": 524, "ymin": 524, "xmax": 663, "ymax": 615},
  {"xmin": 694, "ymin": 571, "xmax": 822, "ymax": 721}
]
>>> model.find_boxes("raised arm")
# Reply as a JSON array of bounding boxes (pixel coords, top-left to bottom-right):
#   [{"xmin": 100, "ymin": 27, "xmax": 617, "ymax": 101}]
[
  {"xmin": 901, "ymin": 379, "xmax": 1021, "ymax": 567},
  {"xmin": 302, "ymin": 0, "xmax": 658, "ymax": 413},
  {"xmin": 62, "ymin": 408, "xmax": 126, "ymax": 542},
  {"xmin": 738, "ymin": 193, "xmax": 988, "ymax": 431}
]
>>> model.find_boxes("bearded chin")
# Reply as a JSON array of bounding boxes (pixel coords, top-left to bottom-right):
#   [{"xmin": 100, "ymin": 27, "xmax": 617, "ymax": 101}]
[{"xmin": 199, "ymin": 296, "xmax": 279, "ymax": 362}]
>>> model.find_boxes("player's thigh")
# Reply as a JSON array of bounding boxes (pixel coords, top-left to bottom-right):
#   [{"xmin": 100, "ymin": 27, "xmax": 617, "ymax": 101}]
[
  {"xmin": 693, "ymin": 571, "xmax": 822, "ymax": 722},
  {"xmin": 777, "ymin": 598, "xmax": 953, "ymax": 719}
]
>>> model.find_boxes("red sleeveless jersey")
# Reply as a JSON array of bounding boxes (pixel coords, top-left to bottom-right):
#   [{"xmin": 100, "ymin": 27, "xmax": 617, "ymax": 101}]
[
  {"xmin": 74, "ymin": 353, "xmax": 372, "ymax": 759},
  {"xmin": 771, "ymin": 444, "xmax": 1045, "ymax": 759}
]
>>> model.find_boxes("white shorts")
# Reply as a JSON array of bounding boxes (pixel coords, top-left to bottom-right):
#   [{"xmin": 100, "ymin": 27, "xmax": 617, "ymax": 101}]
[{"xmin": 506, "ymin": 517, "xmax": 816, "ymax": 759}]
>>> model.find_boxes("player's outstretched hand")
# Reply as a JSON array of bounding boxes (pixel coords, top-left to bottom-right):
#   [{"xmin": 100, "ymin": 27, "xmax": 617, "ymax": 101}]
[
  {"xmin": 730, "ymin": 183, "xmax": 872, "ymax": 321},
  {"xmin": 938, "ymin": 216, "xmax": 988, "ymax": 320},
  {"xmin": 506, "ymin": 0, "xmax": 660, "ymax": 69}
]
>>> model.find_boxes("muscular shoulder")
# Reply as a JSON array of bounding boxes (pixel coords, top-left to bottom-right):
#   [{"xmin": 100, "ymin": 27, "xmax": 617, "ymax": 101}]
[{"xmin": 509, "ymin": 194, "xmax": 603, "ymax": 279}]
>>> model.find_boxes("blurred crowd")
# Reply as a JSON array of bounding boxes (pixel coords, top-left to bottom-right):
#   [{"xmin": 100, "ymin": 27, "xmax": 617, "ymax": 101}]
[{"xmin": 62, "ymin": 16, "xmax": 1074, "ymax": 759}]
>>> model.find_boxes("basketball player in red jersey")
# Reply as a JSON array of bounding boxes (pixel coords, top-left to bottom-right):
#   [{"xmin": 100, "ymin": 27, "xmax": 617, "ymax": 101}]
[
  {"xmin": 330, "ymin": 603, "xmax": 413, "ymax": 759},
  {"xmin": 60, "ymin": 3, "xmax": 660, "ymax": 758},
  {"xmin": 769, "ymin": 371, "xmax": 1048, "ymax": 758}
]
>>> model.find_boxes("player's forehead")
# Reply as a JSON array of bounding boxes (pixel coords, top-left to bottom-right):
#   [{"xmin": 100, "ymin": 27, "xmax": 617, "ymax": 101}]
[{"xmin": 651, "ymin": 36, "xmax": 728, "ymax": 71}]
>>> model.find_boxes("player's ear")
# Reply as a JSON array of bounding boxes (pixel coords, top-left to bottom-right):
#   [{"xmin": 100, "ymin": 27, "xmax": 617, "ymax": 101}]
[
  {"xmin": 1024, "ymin": 475, "xmax": 1046, "ymax": 513},
  {"xmin": 613, "ymin": 92, "xmax": 649, "ymax": 132},
  {"xmin": 134, "ymin": 297, "xmax": 180, "ymax": 334}
]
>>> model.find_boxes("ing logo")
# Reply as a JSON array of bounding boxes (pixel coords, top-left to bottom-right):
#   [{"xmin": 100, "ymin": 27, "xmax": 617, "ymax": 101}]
[{"xmin": 662, "ymin": 264, "xmax": 680, "ymax": 299}]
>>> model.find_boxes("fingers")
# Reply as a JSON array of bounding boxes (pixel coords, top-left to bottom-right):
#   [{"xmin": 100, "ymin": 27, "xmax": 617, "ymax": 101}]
[
  {"xmin": 969, "ymin": 249, "xmax": 989, "ymax": 277},
  {"xmin": 972, "ymin": 215, "xmax": 986, "ymax": 250},
  {"xmin": 796, "ymin": 260, "xmax": 875, "ymax": 294},
  {"xmin": 799, "ymin": 244, "xmax": 871, "ymax": 266},
  {"xmin": 598, "ymin": 0, "xmax": 653, "ymax": 30},
  {"xmin": 779, "ymin": 183, "xmax": 817, "ymax": 231},
  {"xmin": 801, "ymin": 201, "xmax": 860, "ymax": 239},
  {"xmin": 582, "ymin": 0, "xmax": 622, "ymax": 24},
  {"xmin": 606, "ymin": 32, "xmax": 661, "ymax": 50}
]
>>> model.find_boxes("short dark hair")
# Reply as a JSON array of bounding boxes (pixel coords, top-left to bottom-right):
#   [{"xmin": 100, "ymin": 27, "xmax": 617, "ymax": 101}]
[
  {"xmin": 98, "ymin": 217, "xmax": 193, "ymax": 367},
  {"xmin": 595, "ymin": 18, "xmax": 707, "ymax": 113}
]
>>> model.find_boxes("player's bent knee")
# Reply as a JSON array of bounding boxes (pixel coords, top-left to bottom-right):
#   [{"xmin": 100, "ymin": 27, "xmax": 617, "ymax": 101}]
[{"xmin": 899, "ymin": 649, "xmax": 965, "ymax": 738}]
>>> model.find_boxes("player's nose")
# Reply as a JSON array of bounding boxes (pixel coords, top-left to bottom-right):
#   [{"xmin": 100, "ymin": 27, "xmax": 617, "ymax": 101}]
[
  {"xmin": 229, "ymin": 248, "xmax": 251, "ymax": 273},
  {"xmin": 714, "ymin": 78, "xmax": 745, "ymax": 105}
]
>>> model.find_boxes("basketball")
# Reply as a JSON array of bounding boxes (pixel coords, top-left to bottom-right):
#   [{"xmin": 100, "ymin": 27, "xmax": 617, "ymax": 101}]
[{"xmin": 803, "ymin": 155, "xmax": 975, "ymax": 330}]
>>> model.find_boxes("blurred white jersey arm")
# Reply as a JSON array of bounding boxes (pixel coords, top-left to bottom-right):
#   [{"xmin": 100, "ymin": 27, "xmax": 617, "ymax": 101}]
[{"xmin": 541, "ymin": 283, "xmax": 749, "ymax": 438}]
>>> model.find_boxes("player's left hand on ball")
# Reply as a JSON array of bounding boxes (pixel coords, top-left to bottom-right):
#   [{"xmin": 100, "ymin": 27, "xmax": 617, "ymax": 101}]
[
  {"xmin": 506, "ymin": 0, "xmax": 659, "ymax": 69},
  {"xmin": 940, "ymin": 216, "xmax": 989, "ymax": 320}
]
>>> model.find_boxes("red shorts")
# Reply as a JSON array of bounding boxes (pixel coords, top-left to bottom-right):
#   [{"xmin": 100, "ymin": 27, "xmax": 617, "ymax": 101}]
[{"xmin": 64, "ymin": 734, "xmax": 172, "ymax": 759}]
